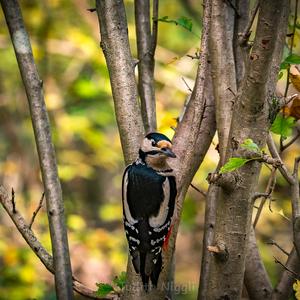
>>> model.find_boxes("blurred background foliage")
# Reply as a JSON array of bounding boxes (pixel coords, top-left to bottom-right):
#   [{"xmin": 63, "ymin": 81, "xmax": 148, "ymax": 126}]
[{"xmin": 0, "ymin": 0, "xmax": 299, "ymax": 299}]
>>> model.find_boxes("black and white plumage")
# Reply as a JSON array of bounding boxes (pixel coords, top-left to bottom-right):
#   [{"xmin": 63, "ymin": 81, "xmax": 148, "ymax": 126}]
[{"xmin": 122, "ymin": 132, "xmax": 177, "ymax": 290}]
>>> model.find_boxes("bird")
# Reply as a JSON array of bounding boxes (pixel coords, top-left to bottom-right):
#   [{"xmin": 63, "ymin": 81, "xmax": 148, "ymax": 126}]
[{"xmin": 122, "ymin": 132, "xmax": 177, "ymax": 291}]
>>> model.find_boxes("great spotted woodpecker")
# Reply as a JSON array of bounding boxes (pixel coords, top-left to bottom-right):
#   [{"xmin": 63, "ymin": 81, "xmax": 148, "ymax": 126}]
[{"xmin": 122, "ymin": 132, "xmax": 177, "ymax": 290}]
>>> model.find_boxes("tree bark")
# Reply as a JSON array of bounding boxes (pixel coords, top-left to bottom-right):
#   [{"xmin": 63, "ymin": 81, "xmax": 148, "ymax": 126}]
[
  {"xmin": 0, "ymin": 1, "xmax": 74, "ymax": 299},
  {"xmin": 209, "ymin": 0, "xmax": 237, "ymax": 164},
  {"xmin": 135, "ymin": 0, "xmax": 157, "ymax": 132},
  {"xmin": 205, "ymin": 1, "xmax": 289, "ymax": 299},
  {"xmin": 95, "ymin": 0, "xmax": 144, "ymax": 165},
  {"xmin": 244, "ymin": 228, "xmax": 272, "ymax": 300}
]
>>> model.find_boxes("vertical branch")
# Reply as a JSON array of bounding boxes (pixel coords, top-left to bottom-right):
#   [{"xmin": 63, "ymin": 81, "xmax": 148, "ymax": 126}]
[
  {"xmin": 233, "ymin": 0, "xmax": 249, "ymax": 89},
  {"xmin": 134, "ymin": 0, "xmax": 157, "ymax": 132},
  {"xmin": 244, "ymin": 228, "xmax": 272, "ymax": 300},
  {"xmin": 95, "ymin": 0, "xmax": 144, "ymax": 165},
  {"xmin": 0, "ymin": 1, "xmax": 73, "ymax": 299},
  {"xmin": 198, "ymin": 184, "xmax": 219, "ymax": 299},
  {"xmin": 291, "ymin": 157, "xmax": 300, "ymax": 258},
  {"xmin": 209, "ymin": 0, "xmax": 237, "ymax": 164}
]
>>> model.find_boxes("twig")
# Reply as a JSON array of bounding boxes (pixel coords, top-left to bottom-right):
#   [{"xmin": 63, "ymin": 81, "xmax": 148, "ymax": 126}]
[
  {"xmin": 274, "ymin": 256, "xmax": 300, "ymax": 280},
  {"xmin": 0, "ymin": 186, "xmax": 118, "ymax": 300},
  {"xmin": 181, "ymin": 77, "xmax": 193, "ymax": 92},
  {"xmin": 252, "ymin": 192, "xmax": 270, "ymax": 201},
  {"xmin": 29, "ymin": 192, "xmax": 45, "ymax": 229},
  {"xmin": 11, "ymin": 187, "xmax": 16, "ymax": 213},
  {"xmin": 281, "ymin": 129, "xmax": 300, "ymax": 152},
  {"xmin": 186, "ymin": 52, "xmax": 200, "ymax": 60},
  {"xmin": 267, "ymin": 134, "xmax": 294, "ymax": 185},
  {"xmin": 267, "ymin": 240, "xmax": 289, "ymax": 256},
  {"xmin": 150, "ymin": 0, "xmax": 158, "ymax": 55},
  {"xmin": 239, "ymin": 1, "xmax": 259, "ymax": 46},
  {"xmin": 253, "ymin": 168, "xmax": 276, "ymax": 228},
  {"xmin": 227, "ymin": 87, "xmax": 236, "ymax": 97},
  {"xmin": 190, "ymin": 183, "xmax": 207, "ymax": 197}
]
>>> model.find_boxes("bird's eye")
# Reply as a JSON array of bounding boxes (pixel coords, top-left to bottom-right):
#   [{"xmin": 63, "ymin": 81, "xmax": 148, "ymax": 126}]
[{"xmin": 151, "ymin": 140, "xmax": 156, "ymax": 146}]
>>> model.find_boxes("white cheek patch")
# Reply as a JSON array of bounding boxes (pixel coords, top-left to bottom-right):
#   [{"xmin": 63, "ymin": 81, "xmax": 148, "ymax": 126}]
[
  {"xmin": 149, "ymin": 178, "xmax": 170, "ymax": 228},
  {"xmin": 140, "ymin": 138, "xmax": 155, "ymax": 152},
  {"xmin": 123, "ymin": 170, "xmax": 138, "ymax": 225}
]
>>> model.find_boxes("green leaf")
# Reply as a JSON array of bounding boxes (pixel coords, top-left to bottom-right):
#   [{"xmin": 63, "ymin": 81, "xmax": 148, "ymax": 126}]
[
  {"xmin": 157, "ymin": 15, "xmax": 199, "ymax": 37},
  {"xmin": 240, "ymin": 139, "xmax": 261, "ymax": 153},
  {"xmin": 278, "ymin": 71, "xmax": 283, "ymax": 80},
  {"xmin": 220, "ymin": 157, "xmax": 251, "ymax": 174},
  {"xmin": 96, "ymin": 283, "xmax": 114, "ymax": 297},
  {"xmin": 177, "ymin": 16, "xmax": 193, "ymax": 32},
  {"xmin": 113, "ymin": 272, "xmax": 127, "ymax": 289},
  {"xmin": 280, "ymin": 62, "xmax": 289, "ymax": 70},
  {"xmin": 270, "ymin": 113, "xmax": 296, "ymax": 139},
  {"xmin": 284, "ymin": 54, "xmax": 300, "ymax": 64}
]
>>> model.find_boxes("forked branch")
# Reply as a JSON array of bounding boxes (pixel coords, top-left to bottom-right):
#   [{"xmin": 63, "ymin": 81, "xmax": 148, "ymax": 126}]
[{"xmin": 0, "ymin": 186, "xmax": 118, "ymax": 300}]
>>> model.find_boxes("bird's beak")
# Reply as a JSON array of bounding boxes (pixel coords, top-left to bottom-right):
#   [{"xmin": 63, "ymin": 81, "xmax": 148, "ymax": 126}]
[{"xmin": 161, "ymin": 148, "xmax": 176, "ymax": 158}]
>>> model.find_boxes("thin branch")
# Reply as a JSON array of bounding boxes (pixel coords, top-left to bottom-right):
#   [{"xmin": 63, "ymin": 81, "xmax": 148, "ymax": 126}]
[
  {"xmin": 134, "ymin": 0, "xmax": 157, "ymax": 132},
  {"xmin": 1, "ymin": 1, "xmax": 73, "ymax": 298},
  {"xmin": 151, "ymin": 0, "xmax": 158, "ymax": 55},
  {"xmin": 274, "ymin": 256, "xmax": 299, "ymax": 280},
  {"xmin": 190, "ymin": 183, "xmax": 207, "ymax": 197},
  {"xmin": 253, "ymin": 167, "xmax": 277, "ymax": 228},
  {"xmin": 267, "ymin": 134, "xmax": 294, "ymax": 185},
  {"xmin": 0, "ymin": 186, "xmax": 118, "ymax": 300},
  {"xmin": 181, "ymin": 77, "xmax": 193, "ymax": 92},
  {"xmin": 239, "ymin": 1, "xmax": 259, "ymax": 46},
  {"xmin": 272, "ymin": 247, "xmax": 300, "ymax": 299},
  {"xmin": 281, "ymin": 129, "xmax": 300, "ymax": 152},
  {"xmin": 29, "ymin": 192, "xmax": 45, "ymax": 229},
  {"xmin": 267, "ymin": 240, "xmax": 289, "ymax": 256},
  {"xmin": 11, "ymin": 187, "xmax": 16, "ymax": 213}
]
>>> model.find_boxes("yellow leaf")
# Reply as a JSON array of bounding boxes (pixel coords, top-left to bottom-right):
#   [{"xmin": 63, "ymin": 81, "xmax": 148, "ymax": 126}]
[
  {"xmin": 293, "ymin": 280, "xmax": 300, "ymax": 299},
  {"xmin": 68, "ymin": 214, "xmax": 86, "ymax": 231}
]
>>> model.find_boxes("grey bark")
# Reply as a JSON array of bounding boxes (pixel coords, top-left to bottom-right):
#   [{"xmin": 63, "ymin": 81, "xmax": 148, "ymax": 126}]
[
  {"xmin": 0, "ymin": 1, "xmax": 73, "ymax": 298},
  {"xmin": 95, "ymin": 0, "xmax": 144, "ymax": 165},
  {"xmin": 198, "ymin": 184, "xmax": 219, "ymax": 299},
  {"xmin": 206, "ymin": 1, "xmax": 289, "ymax": 299},
  {"xmin": 209, "ymin": 0, "xmax": 237, "ymax": 164},
  {"xmin": 135, "ymin": 0, "xmax": 157, "ymax": 132},
  {"xmin": 291, "ymin": 158, "xmax": 300, "ymax": 258},
  {"xmin": 233, "ymin": 0, "xmax": 249, "ymax": 89},
  {"xmin": 244, "ymin": 228, "xmax": 272, "ymax": 300}
]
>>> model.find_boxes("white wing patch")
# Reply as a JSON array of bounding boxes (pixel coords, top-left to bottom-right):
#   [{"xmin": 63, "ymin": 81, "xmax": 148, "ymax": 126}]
[
  {"xmin": 149, "ymin": 178, "xmax": 170, "ymax": 228},
  {"xmin": 123, "ymin": 169, "xmax": 138, "ymax": 225}
]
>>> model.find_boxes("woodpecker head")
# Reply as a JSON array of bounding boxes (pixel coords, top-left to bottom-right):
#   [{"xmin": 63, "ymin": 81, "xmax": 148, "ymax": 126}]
[{"xmin": 139, "ymin": 132, "xmax": 176, "ymax": 168}]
